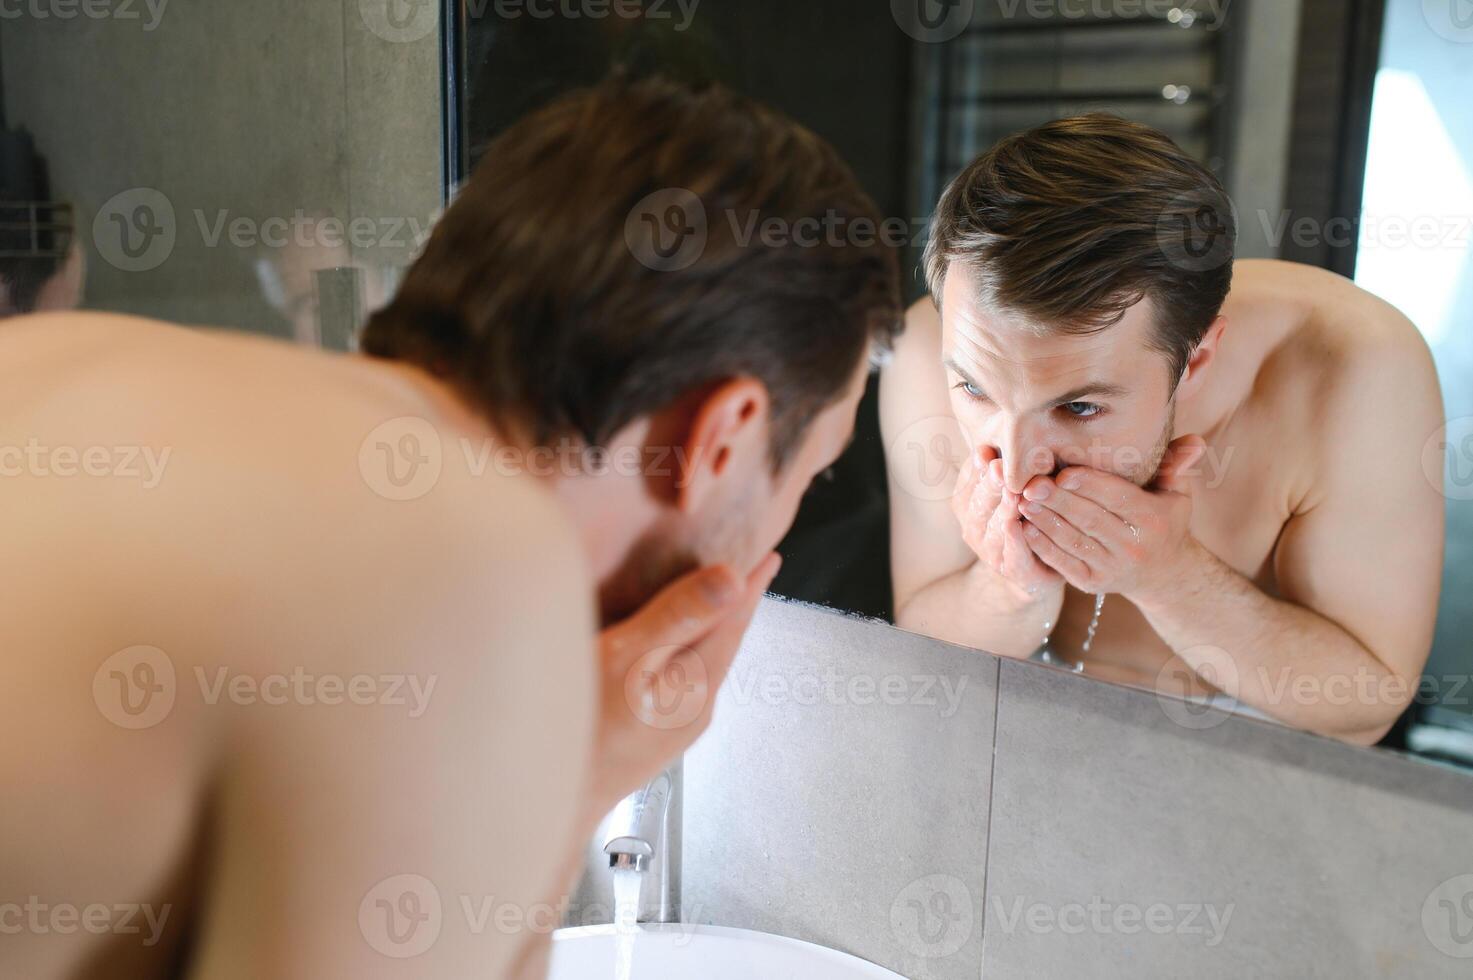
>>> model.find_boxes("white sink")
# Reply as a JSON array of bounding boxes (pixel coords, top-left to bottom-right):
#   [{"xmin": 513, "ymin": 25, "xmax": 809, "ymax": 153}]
[{"xmin": 548, "ymin": 924, "xmax": 908, "ymax": 980}]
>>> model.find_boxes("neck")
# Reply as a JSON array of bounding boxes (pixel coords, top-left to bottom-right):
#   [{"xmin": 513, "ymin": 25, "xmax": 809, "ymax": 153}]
[
  {"xmin": 1174, "ymin": 357, "xmax": 1248, "ymax": 446},
  {"xmin": 549, "ymin": 478, "xmax": 629, "ymax": 580},
  {"xmin": 365, "ymin": 356, "xmax": 665, "ymax": 621},
  {"xmin": 547, "ymin": 471, "xmax": 667, "ymax": 620}
]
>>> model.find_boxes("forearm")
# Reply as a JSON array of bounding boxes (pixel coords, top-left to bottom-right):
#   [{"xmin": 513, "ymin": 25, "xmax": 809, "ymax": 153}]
[
  {"xmin": 897, "ymin": 561, "xmax": 1064, "ymax": 661},
  {"xmin": 1134, "ymin": 540, "xmax": 1409, "ymax": 744}
]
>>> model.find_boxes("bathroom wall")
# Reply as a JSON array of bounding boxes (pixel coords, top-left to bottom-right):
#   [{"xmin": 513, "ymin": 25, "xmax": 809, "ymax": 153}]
[
  {"xmin": 581, "ymin": 597, "xmax": 1473, "ymax": 978},
  {"xmin": 1225, "ymin": 0, "xmax": 1303, "ymax": 260},
  {"xmin": 0, "ymin": 0, "xmax": 440, "ymax": 338}
]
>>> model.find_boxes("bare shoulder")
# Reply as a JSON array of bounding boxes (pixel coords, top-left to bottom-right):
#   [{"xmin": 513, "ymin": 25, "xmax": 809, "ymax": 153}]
[
  {"xmin": 880, "ymin": 296, "xmax": 947, "ymax": 427},
  {"xmin": 191, "ymin": 466, "xmax": 596, "ymax": 978},
  {"xmin": 191, "ymin": 327, "xmax": 598, "ymax": 976},
  {"xmin": 1240, "ymin": 260, "xmax": 1442, "ymax": 506},
  {"xmin": 1230, "ymin": 260, "xmax": 1431, "ymax": 393},
  {"xmin": 1235, "ymin": 259, "xmax": 1432, "ymax": 358},
  {"xmin": 881, "ymin": 295, "xmax": 979, "ymax": 608},
  {"xmin": 895, "ymin": 295, "xmax": 943, "ymax": 364},
  {"xmin": 0, "ymin": 313, "xmax": 597, "ymax": 977}
]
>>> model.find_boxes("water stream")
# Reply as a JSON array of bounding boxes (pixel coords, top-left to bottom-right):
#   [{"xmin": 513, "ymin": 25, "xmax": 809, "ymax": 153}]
[{"xmin": 612, "ymin": 869, "xmax": 644, "ymax": 980}]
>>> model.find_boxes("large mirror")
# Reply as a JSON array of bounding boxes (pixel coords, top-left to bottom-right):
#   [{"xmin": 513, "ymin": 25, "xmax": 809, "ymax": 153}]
[
  {"xmin": 451, "ymin": 0, "xmax": 1472, "ymax": 764},
  {"xmin": 4, "ymin": 0, "xmax": 1466, "ymax": 768}
]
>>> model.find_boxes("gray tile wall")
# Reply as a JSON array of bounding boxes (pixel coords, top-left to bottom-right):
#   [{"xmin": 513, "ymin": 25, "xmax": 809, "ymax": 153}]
[
  {"xmin": 985, "ymin": 658, "xmax": 1473, "ymax": 978},
  {"xmin": 682, "ymin": 600, "xmax": 999, "ymax": 980},
  {"xmin": 609, "ymin": 596, "xmax": 1473, "ymax": 978}
]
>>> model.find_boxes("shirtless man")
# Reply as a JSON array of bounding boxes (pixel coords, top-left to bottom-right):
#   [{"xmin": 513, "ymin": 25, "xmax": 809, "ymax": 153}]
[
  {"xmin": 0, "ymin": 78, "xmax": 900, "ymax": 978},
  {"xmin": 882, "ymin": 114, "xmax": 1444, "ymax": 746}
]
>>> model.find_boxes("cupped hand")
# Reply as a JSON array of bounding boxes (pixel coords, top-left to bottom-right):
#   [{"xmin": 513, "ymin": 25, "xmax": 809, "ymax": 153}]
[
  {"xmin": 1019, "ymin": 435, "xmax": 1207, "ymax": 601},
  {"xmin": 587, "ymin": 552, "xmax": 781, "ymax": 826},
  {"xmin": 951, "ymin": 445, "xmax": 1064, "ymax": 598}
]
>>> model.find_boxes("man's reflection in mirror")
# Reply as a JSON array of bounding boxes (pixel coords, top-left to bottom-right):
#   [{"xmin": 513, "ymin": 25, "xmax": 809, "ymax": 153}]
[{"xmin": 883, "ymin": 115, "xmax": 1443, "ymax": 746}]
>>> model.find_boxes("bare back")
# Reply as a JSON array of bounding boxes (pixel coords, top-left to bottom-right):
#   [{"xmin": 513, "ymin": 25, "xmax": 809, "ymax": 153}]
[{"xmin": 0, "ymin": 313, "xmax": 594, "ymax": 979}]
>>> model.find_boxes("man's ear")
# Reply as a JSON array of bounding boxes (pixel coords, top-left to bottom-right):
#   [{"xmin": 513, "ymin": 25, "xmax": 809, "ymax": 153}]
[
  {"xmin": 675, "ymin": 377, "xmax": 771, "ymax": 514},
  {"xmin": 1177, "ymin": 314, "xmax": 1227, "ymax": 398}
]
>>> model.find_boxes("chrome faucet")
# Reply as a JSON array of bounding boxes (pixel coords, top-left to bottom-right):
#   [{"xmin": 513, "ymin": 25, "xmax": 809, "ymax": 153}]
[{"xmin": 601, "ymin": 762, "xmax": 681, "ymax": 923}]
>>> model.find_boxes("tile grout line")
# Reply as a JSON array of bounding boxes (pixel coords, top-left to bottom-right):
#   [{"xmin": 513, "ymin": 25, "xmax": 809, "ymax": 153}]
[{"xmin": 975, "ymin": 655, "xmax": 1002, "ymax": 975}]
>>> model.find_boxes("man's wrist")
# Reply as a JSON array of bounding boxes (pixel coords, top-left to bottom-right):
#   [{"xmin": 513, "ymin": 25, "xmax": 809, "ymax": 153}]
[
  {"xmin": 1128, "ymin": 535, "xmax": 1210, "ymax": 613},
  {"xmin": 965, "ymin": 561, "xmax": 1055, "ymax": 611},
  {"xmin": 965, "ymin": 564, "xmax": 1065, "ymax": 663}
]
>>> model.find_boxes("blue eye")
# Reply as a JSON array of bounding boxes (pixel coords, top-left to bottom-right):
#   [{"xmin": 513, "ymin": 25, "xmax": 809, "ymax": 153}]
[
  {"xmin": 1062, "ymin": 402, "xmax": 1103, "ymax": 419},
  {"xmin": 954, "ymin": 381, "xmax": 986, "ymax": 400}
]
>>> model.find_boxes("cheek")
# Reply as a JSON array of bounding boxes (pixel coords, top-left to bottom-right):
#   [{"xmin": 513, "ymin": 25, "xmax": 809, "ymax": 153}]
[
  {"xmin": 741, "ymin": 467, "xmax": 808, "ymax": 560},
  {"xmin": 1054, "ymin": 412, "xmax": 1159, "ymax": 472}
]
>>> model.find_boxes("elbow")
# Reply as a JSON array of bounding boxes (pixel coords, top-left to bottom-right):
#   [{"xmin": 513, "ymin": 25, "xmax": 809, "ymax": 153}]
[
  {"xmin": 1327, "ymin": 691, "xmax": 1410, "ymax": 748},
  {"xmin": 1339, "ymin": 722, "xmax": 1395, "ymax": 748}
]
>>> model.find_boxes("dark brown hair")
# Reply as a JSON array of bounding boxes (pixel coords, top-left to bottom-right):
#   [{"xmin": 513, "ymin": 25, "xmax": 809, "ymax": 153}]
[
  {"xmin": 924, "ymin": 113, "xmax": 1235, "ymax": 384},
  {"xmin": 0, "ymin": 135, "xmax": 65, "ymax": 317},
  {"xmin": 362, "ymin": 75, "xmax": 901, "ymax": 468}
]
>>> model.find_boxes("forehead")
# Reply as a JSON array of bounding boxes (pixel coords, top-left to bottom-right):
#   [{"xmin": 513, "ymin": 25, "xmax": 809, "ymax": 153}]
[{"xmin": 939, "ymin": 268, "xmax": 1156, "ymax": 381}]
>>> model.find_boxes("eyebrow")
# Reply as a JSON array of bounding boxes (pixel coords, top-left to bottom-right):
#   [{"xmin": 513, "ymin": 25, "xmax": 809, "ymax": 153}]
[{"xmin": 942, "ymin": 356, "xmax": 1130, "ymax": 409}]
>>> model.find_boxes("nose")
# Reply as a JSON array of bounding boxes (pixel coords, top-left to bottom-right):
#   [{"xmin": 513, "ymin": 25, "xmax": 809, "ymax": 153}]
[{"xmin": 989, "ymin": 419, "xmax": 1056, "ymax": 495}]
